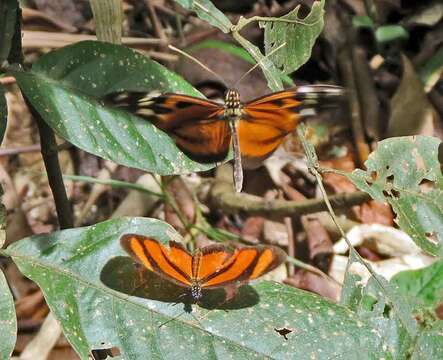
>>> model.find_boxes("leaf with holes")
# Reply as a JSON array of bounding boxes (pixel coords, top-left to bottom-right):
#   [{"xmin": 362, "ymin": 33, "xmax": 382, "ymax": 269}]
[
  {"xmin": 345, "ymin": 136, "xmax": 443, "ymax": 256},
  {"xmin": 263, "ymin": 0, "xmax": 325, "ymax": 75},
  {"xmin": 340, "ymin": 252, "xmax": 419, "ymax": 358},
  {"xmin": 5, "ymin": 217, "xmax": 389, "ymax": 359},
  {"xmin": 12, "ymin": 40, "xmax": 221, "ymax": 175}
]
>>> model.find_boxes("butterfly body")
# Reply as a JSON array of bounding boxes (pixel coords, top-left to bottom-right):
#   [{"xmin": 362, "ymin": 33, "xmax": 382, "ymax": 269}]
[
  {"xmin": 121, "ymin": 234, "xmax": 286, "ymax": 301},
  {"xmin": 112, "ymin": 85, "xmax": 343, "ymax": 191}
]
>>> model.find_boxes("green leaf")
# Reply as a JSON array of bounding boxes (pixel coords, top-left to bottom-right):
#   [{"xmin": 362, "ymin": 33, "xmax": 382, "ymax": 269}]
[
  {"xmin": 0, "ymin": 0, "xmax": 18, "ymax": 64},
  {"xmin": 0, "ymin": 270, "xmax": 16, "ymax": 359},
  {"xmin": 263, "ymin": 0, "xmax": 325, "ymax": 75},
  {"xmin": 341, "ymin": 252, "xmax": 418, "ymax": 357},
  {"xmin": 352, "ymin": 15, "xmax": 375, "ymax": 29},
  {"xmin": 90, "ymin": 0, "xmax": 123, "ymax": 44},
  {"xmin": 5, "ymin": 217, "xmax": 389, "ymax": 358},
  {"xmin": 174, "ymin": 0, "xmax": 232, "ymax": 33},
  {"xmin": 391, "ymin": 259, "xmax": 443, "ymax": 310},
  {"xmin": 345, "ymin": 136, "xmax": 443, "ymax": 256},
  {"xmin": 0, "ymin": 85, "xmax": 6, "ymax": 145},
  {"xmin": 375, "ymin": 25, "xmax": 409, "ymax": 43},
  {"xmin": 340, "ymin": 250, "xmax": 364, "ymax": 311},
  {"xmin": 12, "ymin": 41, "xmax": 220, "ymax": 175},
  {"xmin": 361, "ymin": 276, "xmax": 416, "ymax": 357},
  {"xmin": 411, "ymin": 321, "xmax": 443, "ymax": 360}
]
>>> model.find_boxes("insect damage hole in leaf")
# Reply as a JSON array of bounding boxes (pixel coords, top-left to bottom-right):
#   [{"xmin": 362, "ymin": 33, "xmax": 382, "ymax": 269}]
[
  {"xmin": 263, "ymin": 0, "xmax": 326, "ymax": 75},
  {"xmin": 345, "ymin": 136, "xmax": 443, "ymax": 256}
]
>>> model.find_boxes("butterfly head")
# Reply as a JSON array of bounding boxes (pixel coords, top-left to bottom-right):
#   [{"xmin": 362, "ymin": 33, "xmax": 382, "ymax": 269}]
[{"xmin": 224, "ymin": 89, "xmax": 242, "ymax": 119}]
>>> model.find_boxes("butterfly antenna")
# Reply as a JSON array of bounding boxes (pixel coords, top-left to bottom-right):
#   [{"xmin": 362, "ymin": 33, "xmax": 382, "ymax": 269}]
[
  {"xmin": 233, "ymin": 42, "xmax": 287, "ymax": 89},
  {"xmin": 169, "ymin": 45, "xmax": 228, "ymax": 88}
]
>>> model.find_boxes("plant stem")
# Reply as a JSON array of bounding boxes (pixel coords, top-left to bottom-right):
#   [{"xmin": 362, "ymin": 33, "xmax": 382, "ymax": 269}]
[{"xmin": 30, "ymin": 103, "xmax": 73, "ymax": 229}]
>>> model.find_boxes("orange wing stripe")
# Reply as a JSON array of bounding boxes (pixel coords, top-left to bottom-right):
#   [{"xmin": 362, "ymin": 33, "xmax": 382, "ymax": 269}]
[
  {"xmin": 250, "ymin": 247, "xmax": 287, "ymax": 280},
  {"xmin": 169, "ymin": 242, "xmax": 193, "ymax": 279},
  {"xmin": 143, "ymin": 239, "xmax": 191, "ymax": 286},
  {"xmin": 121, "ymin": 235, "xmax": 154, "ymax": 271},
  {"xmin": 201, "ymin": 248, "xmax": 258, "ymax": 288},
  {"xmin": 197, "ymin": 247, "xmax": 234, "ymax": 279}
]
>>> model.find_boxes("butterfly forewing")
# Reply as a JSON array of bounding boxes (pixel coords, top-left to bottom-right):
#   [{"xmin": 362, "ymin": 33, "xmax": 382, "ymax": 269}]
[
  {"xmin": 114, "ymin": 93, "xmax": 230, "ymax": 163},
  {"xmin": 201, "ymin": 248, "xmax": 260, "ymax": 288},
  {"xmin": 121, "ymin": 235, "xmax": 191, "ymax": 287},
  {"xmin": 238, "ymin": 90, "xmax": 304, "ymax": 160},
  {"xmin": 195, "ymin": 245, "xmax": 235, "ymax": 280}
]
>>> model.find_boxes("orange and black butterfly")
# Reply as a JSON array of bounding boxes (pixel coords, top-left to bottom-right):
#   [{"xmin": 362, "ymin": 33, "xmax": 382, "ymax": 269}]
[
  {"xmin": 112, "ymin": 85, "xmax": 344, "ymax": 192},
  {"xmin": 120, "ymin": 234, "xmax": 286, "ymax": 301}
]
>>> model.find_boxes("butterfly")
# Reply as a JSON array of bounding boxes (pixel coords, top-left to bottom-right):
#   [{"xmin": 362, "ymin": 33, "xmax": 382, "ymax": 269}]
[
  {"xmin": 120, "ymin": 234, "xmax": 286, "ymax": 301},
  {"xmin": 111, "ymin": 85, "xmax": 344, "ymax": 192}
]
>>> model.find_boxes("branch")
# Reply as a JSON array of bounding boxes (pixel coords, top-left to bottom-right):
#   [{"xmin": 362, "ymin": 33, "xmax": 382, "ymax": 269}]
[{"xmin": 209, "ymin": 165, "xmax": 371, "ymax": 219}]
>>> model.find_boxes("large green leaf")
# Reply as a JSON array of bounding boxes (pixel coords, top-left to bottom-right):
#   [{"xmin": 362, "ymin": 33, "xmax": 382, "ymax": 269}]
[
  {"xmin": 0, "ymin": 270, "xmax": 16, "ymax": 359},
  {"xmin": 174, "ymin": 0, "xmax": 232, "ymax": 34},
  {"xmin": 345, "ymin": 136, "xmax": 443, "ymax": 256},
  {"xmin": 5, "ymin": 217, "xmax": 389, "ymax": 359},
  {"xmin": 391, "ymin": 259, "xmax": 443, "ymax": 311},
  {"xmin": 12, "ymin": 41, "xmax": 221, "ymax": 175},
  {"xmin": 263, "ymin": 0, "xmax": 325, "ymax": 75}
]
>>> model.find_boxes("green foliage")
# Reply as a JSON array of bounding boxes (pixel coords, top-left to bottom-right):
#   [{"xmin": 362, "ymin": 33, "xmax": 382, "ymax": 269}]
[
  {"xmin": 340, "ymin": 251, "xmax": 420, "ymax": 357},
  {"xmin": 411, "ymin": 321, "xmax": 443, "ymax": 360},
  {"xmin": 345, "ymin": 136, "xmax": 443, "ymax": 256},
  {"xmin": 375, "ymin": 25, "xmax": 409, "ymax": 43},
  {"xmin": 263, "ymin": 0, "xmax": 325, "ymax": 75},
  {"xmin": 12, "ymin": 41, "xmax": 220, "ymax": 175},
  {"xmin": 5, "ymin": 217, "xmax": 390, "ymax": 359},
  {"xmin": 0, "ymin": 269, "xmax": 16, "ymax": 359},
  {"xmin": 352, "ymin": 15, "xmax": 375, "ymax": 29},
  {"xmin": 391, "ymin": 259, "xmax": 443, "ymax": 311},
  {"xmin": 419, "ymin": 46, "xmax": 443, "ymax": 87}
]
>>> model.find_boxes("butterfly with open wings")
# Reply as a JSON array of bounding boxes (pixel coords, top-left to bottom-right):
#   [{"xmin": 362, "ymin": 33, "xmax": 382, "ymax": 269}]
[
  {"xmin": 121, "ymin": 234, "xmax": 286, "ymax": 301},
  {"xmin": 111, "ymin": 85, "xmax": 343, "ymax": 192}
]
